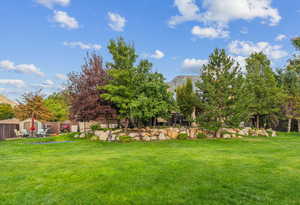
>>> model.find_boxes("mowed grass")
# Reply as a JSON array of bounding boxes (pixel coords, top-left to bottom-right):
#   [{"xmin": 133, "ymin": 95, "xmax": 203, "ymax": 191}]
[{"xmin": 1, "ymin": 133, "xmax": 300, "ymax": 205}]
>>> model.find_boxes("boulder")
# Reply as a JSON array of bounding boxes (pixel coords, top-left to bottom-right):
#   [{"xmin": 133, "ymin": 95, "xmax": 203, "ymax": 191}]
[
  {"xmin": 129, "ymin": 132, "xmax": 140, "ymax": 138},
  {"xmin": 143, "ymin": 136, "xmax": 151, "ymax": 142},
  {"xmin": 79, "ymin": 133, "xmax": 85, "ymax": 138},
  {"xmin": 158, "ymin": 133, "xmax": 167, "ymax": 140},
  {"xmin": 223, "ymin": 134, "xmax": 232, "ymax": 139},
  {"xmin": 95, "ymin": 130, "xmax": 110, "ymax": 141},
  {"xmin": 189, "ymin": 128, "xmax": 198, "ymax": 139}
]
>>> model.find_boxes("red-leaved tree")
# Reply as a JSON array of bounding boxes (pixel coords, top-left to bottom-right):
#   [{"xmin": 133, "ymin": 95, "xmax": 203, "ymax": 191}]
[{"xmin": 67, "ymin": 53, "xmax": 117, "ymax": 126}]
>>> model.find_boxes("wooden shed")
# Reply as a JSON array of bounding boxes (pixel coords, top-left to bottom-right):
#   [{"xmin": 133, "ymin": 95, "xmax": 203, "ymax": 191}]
[{"xmin": 0, "ymin": 118, "xmax": 20, "ymax": 140}]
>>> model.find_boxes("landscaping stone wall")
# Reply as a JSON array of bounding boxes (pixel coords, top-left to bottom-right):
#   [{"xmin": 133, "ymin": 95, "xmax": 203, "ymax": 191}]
[{"xmin": 73, "ymin": 127, "xmax": 277, "ymax": 142}]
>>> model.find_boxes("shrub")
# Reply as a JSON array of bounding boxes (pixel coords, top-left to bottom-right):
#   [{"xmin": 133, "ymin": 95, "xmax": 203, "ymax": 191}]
[
  {"xmin": 85, "ymin": 133, "xmax": 95, "ymax": 139},
  {"xmin": 119, "ymin": 135, "xmax": 132, "ymax": 143},
  {"xmin": 196, "ymin": 133, "xmax": 206, "ymax": 139},
  {"xmin": 90, "ymin": 124, "xmax": 102, "ymax": 131},
  {"xmin": 177, "ymin": 133, "xmax": 189, "ymax": 140},
  {"xmin": 60, "ymin": 132, "xmax": 80, "ymax": 138}
]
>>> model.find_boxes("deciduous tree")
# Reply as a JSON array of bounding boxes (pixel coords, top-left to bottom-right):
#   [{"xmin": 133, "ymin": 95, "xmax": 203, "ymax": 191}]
[
  {"xmin": 0, "ymin": 104, "xmax": 15, "ymax": 120},
  {"xmin": 67, "ymin": 53, "xmax": 116, "ymax": 126}
]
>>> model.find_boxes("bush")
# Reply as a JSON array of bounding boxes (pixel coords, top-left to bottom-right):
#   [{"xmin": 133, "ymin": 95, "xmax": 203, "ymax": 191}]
[
  {"xmin": 196, "ymin": 133, "xmax": 206, "ymax": 139},
  {"xmin": 177, "ymin": 133, "xmax": 189, "ymax": 140},
  {"xmin": 119, "ymin": 135, "xmax": 132, "ymax": 143},
  {"xmin": 90, "ymin": 124, "xmax": 102, "ymax": 131}
]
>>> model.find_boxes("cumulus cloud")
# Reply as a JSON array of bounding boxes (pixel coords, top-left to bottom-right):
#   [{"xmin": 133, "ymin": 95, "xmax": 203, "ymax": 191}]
[
  {"xmin": 150, "ymin": 50, "xmax": 165, "ymax": 59},
  {"xmin": 63, "ymin": 41, "xmax": 101, "ymax": 50},
  {"xmin": 55, "ymin": 73, "xmax": 68, "ymax": 80},
  {"xmin": 228, "ymin": 40, "xmax": 288, "ymax": 60},
  {"xmin": 53, "ymin": 10, "xmax": 79, "ymax": 29},
  {"xmin": 0, "ymin": 80, "xmax": 26, "ymax": 88},
  {"xmin": 182, "ymin": 58, "xmax": 208, "ymax": 73},
  {"xmin": 275, "ymin": 34, "xmax": 287, "ymax": 41},
  {"xmin": 240, "ymin": 27, "xmax": 248, "ymax": 34},
  {"xmin": 108, "ymin": 12, "xmax": 126, "ymax": 32},
  {"xmin": 0, "ymin": 60, "xmax": 44, "ymax": 76},
  {"xmin": 191, "ymin": 25, "xmax": 229, "ymax": 38},
  {"xmin": 36, "ymin": 0, "xmax": 70, "ymax": 9},
  {"xmin": 169, "ymin": 0, "xmax": 281, "ymax": 27}
]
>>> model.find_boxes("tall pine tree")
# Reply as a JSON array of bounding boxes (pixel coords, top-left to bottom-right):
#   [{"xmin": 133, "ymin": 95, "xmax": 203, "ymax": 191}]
[
  {"xmin": 245, "ymin": 52, "xmax": 282, "ymax": 128},
  {"xmin": 196, "ymin": 49, "xmax": 251, "ymax": 138}
]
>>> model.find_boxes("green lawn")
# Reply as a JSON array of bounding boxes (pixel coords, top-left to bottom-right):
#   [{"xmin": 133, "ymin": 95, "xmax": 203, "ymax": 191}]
[{"xmin": 1, "ymin": 133, "xmax": 300, "ymax": 205}]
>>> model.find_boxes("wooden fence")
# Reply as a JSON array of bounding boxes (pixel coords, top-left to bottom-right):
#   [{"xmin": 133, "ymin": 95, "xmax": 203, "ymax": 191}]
[{"xmin": 0, "ymin": 124, "xmax": 19, "ymax": 140}]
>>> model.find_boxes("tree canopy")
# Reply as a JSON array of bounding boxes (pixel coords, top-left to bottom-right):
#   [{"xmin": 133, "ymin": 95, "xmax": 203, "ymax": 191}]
[
  {"xmin": 0, "ymin": 104, "xmax": 15, "ymax": 120},
  {"xmin": 196, "ymin": 49, "xmax": 251, "ymax": 137},
  {"xmin": 44, "ymin": 92, "xmax": 70, "ymax": 122}
]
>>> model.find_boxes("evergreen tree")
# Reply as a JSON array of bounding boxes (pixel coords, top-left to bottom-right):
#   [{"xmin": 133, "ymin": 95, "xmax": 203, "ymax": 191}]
[
  {"xmin": 245, "ymin": 52, "xmax": 282, "ymax": 128},
  {"xmin": 176, "ymin": 78, "xmax": 198, "ymax": 126},
  {"xmin": 196, "ymin": 49, "xmax": 251, "ymax": 138}
]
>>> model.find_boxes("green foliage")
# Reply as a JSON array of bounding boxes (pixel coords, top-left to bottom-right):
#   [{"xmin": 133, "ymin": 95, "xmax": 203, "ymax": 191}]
[
  {"xmin": 0, "ymin": 103, "xmax": 14, "ymax": 120},
  {"xmin": 292, "ymin": 37, "xmax": 300, "ymax": 51},
  {"xmin": 196, "ymin": 133, "xmax": 206, "ymax": 139},
  {"xmin": 177, "ymin": 133, "xmax": 189, "ymax": 140},
  {"xmin": 102, "ymin": 38, "xmax": 174, "ymax": 126},
  {"xmin": 245, "ymin": 52, "xmax": 283, "ymax": 128},
  {"xmin": 90, "ymin": 124, "xmax": 102, "ymax": 131},
  {"xmin": 196, "ymin": 49, "xmax": 251, "ymax": 136},
  {"xmin": 118, "ymin": 135, "xmax": 133, "ymax": 143},
  {"xmin": 60, "ymin": 132, "xmax": 80, "ymax": 138},
  {"xmin": 44, "ymin": 92, "xmax": 70, "ymax": 122},
  {"xmin": 176, "ymin": 78, "xmax": 198, "ymax": 124}
]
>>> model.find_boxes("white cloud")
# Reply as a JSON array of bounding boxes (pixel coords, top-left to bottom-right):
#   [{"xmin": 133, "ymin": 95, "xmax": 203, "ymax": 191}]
[
  {"xmin": 55, "ymin": 73, "xmax": 68, "ymax": 80},
  {"xmin": 36, "ymin": 0, "xmax": 70, "ymax": 9},
  {"xmin": 182, "ymin": 58, "xmax": 208, "ymax": 73},
  {"xmin": 108, "ymin": 12, "xmax": 126, "ymax": 32},
  {"xmin": 228, "ymin": 40, "xmax": 288, "ymax": 60},
  {"xmin": 63, "ymin": 41, "xmax": 101, "ymax": 50},
  {"xmin": 150, "ymin": 50, "xmax": 165, "ymax": 59},
  {"xmin": 169, "ymin": 0, "xmax": 202, "ymax": 27},
  {"xmin": 240, "ymin": 27, "xmax": 248, "ymax": 34},
  {"xmin": 191, "ymin": 25, "xmax": 229, "ymax": 38},
  {"xmin": 169, "ymin": 0, "xmax": 281, "ymax": 27},
  {"xmin": 0, "ymin": 80, "xmax": 26, "ymax": 88},
  {"xmin": 53, "ymin": 10, "xmax": 79, "ymax": 29},
  {"xmin": 0, "ymin": 60, "xmax": 44, "ymax": 76},
  {"xmin": 275, "ymin": 34, "xmax": 287, "ymax": 41}
]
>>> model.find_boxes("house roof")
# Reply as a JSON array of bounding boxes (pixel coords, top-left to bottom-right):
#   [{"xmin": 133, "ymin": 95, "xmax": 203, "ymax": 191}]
[
  {"xmin": 0, "ymin": 118, "xmax": 20, "ymax": 124},
  {"xmin": 0, "ymin": 95, "xmax": 17, "ymax": 107}
]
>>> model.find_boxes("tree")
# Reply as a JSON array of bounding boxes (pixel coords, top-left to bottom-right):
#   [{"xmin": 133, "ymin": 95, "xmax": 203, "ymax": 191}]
[
  {"xmin": 0, "ymin": 104, "xmax": 15, "ymax": 120},
  {"xmin": 14, "ymin": 91, "xmax": 52, "ymax": 136},
  {"xmin": 44, "ymin": 92, "xmax": 70, "ymax": 122},
  {"xmin": 245, "ymin": 52, "xmax": 282, "ymax": 128},
  {"xmin": 67, "ymin": 53, "xmax": 116, "ymax": 126},
  {"xmin": 102, "ymin": 38, "xmax": 174, "ymax": 129},
  {"xmin": 176, "ymin": 78, "xmax": 198, "ymax": 126},
  {"xmin": 196, "ymin": 49, "xmax": 251, "ymax": 138},
  {"xmin": 292, "ymin": 37, "xmax": 300, "ymax": 50}
]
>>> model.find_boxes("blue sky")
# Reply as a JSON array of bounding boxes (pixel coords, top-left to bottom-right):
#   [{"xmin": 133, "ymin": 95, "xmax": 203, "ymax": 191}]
[{"xmin": 0, "ymin": 0, "xmax": 299, "ymax": 100}]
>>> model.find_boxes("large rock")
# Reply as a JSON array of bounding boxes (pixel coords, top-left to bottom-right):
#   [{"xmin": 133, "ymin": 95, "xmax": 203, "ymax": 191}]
[
  {"xmin": 129, "ymin": 132, "xmax": 140, "ymax": 138},
  {"xmin": 158, "ymin": 133, "xmax": 167, "ymax": 140},
  {"xmin": 189, "ymin": 128, "xmax": 198, "ymax": 139},
  {"xmin": 143, "ymin": 136, "xmax": 151, "ymax": 142},
  {"xmin": 95, "ymin": 130, "xmax": 110, "ymax": 141},
  {"xmin": 166, "ymin": 128, "xmax": 179, "ymax": 139}
]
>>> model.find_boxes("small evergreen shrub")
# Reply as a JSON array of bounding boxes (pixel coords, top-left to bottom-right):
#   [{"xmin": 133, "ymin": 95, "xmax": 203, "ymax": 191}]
[
  {"xmin": 119, "ymin": 135, "xmax": 132, "ymax": 143},
  {"xmin": 177, "ymin": 133, "xmax": 189, "ymax": 140}
]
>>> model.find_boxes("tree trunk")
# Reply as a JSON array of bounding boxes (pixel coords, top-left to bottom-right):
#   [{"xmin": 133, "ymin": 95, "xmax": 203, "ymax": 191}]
[
  {"xmin": 191, "ymin": 107, "xmax": 197, "ymax": 127},
  {"xmin": 256, "ymin": 115, "xmax": 260, "ymax": 129},
  {"xmin": 287, "ymin": 118, "xmax": 292, "ymax": 133},
  {"xmin": 124, "ymin": 118, "xmax": 129, "ymax": 134},
  {"xmin": 298, "ymin": 120, "xmax": 300, "ymax": 132},
  {"xmin": 153, "ymin": 118, "xmax": 157, "ymax": 128}
]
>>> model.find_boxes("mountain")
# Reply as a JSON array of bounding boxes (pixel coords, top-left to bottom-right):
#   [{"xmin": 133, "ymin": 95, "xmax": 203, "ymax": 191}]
[{"xmin": 167, "ymin": 75, "xmax": 200, "ymax": 93}]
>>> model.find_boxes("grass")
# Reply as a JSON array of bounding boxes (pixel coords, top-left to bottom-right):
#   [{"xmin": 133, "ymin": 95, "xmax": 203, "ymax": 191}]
[{"xmin": 1, "ymin": 133, "xmax": 300, "ymax": 205}]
